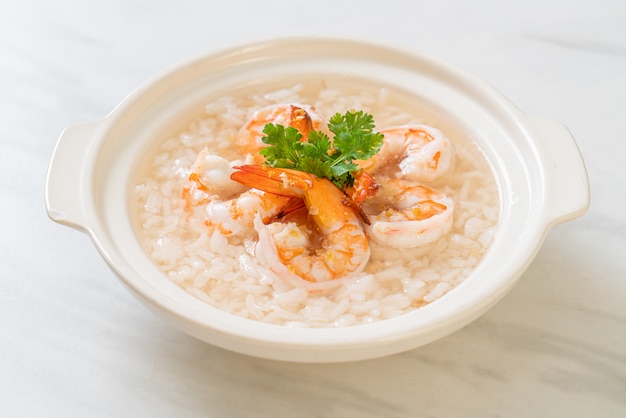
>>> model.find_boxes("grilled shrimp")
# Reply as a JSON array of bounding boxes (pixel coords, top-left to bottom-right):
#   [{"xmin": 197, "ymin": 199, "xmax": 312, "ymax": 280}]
[{"xmin": 231, "ymin": 165, "xmax": 370, "ymax": 288}]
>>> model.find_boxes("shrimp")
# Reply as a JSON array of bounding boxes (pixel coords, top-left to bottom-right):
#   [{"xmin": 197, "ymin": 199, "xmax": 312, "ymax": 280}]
[
  {"xmin": 182, "ymin": 150, "xmax": 303, "ymax": 236},
  {"xmin": 231, "ymin": 165, "xmax": 370, "ymax": 287},
  {"xmin": 349, "ymin": 124, "xmax": 456, "ymax": 248},
  {"xmin": 205, "ymin": 188, "xmax": 299, "ymax": 237},
  {"xmin": 236, "ymin": 104, "xmax": 322, "ymax": 161},
  {"xmin": 363, "ymin": 178, "xmax": 454, "ymax": 248},
  {"xmin": 359, "ymin": 124, "xmax": 453, "ymax": 182},
  {"xmin": 182, "ymin": 148, "xmax": 248, "ymax": 212},
  {"xmin": 345, "ymin": 170, "xmax": 380, "ymax": 205}
]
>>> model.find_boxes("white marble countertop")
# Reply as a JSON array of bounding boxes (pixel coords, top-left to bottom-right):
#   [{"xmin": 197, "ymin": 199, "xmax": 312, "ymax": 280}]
[{"xmin": 2, "ymin": 0, "xmax": 625, "ymax": 416}]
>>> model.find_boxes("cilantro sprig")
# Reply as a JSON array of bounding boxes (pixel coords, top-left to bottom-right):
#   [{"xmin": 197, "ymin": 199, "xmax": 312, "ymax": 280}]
[{"xmin": 259, "ymin": 110, "xmax": 384, "ymax": 189}]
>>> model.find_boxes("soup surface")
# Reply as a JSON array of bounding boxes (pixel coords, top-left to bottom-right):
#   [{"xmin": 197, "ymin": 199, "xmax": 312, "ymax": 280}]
[{"xmin": 133, "ymin": 76, "xmax": 499, "ymax": 327}]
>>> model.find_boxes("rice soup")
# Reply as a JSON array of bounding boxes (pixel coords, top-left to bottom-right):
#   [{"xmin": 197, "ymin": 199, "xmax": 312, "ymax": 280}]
[{"xmin": 132, "ymin": 76, "xmax": 499, "ymax": 327}]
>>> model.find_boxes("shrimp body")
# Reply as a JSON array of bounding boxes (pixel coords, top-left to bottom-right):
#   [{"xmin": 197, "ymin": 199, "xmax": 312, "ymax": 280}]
[
  {"xmin": 205, "ymin": 189, "xmax": 293, "ymax": 236},
  {"xmin": 364, "ymin": 178, "xmax": 454, "ymax": 248},
  {"xmin": 236, "ymin": 104, "xmax": 322, "ymax": 160},
  {"xmin": 355, "ymin": 124, "xmax": 456, "ymax": 248},
  {"xmin": 182, "ymin": 150, "xmax": 295, "ymax": 236},
  {"xmin": 361, "ymin": 124, "xmax": 453, "ymax": 182},
  {"xmin": 182, "ymin": 149, "xmax": 248, "ymax": 210},
  {"xmin": 231, "ymin": 165, "xmax": 370, "ymax": 285}
]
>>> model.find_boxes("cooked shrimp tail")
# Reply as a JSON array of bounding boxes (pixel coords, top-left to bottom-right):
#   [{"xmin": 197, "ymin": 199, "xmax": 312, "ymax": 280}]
[
  {"xmin": 345, "ymin": 170, "xmax": 379, "ymax": 204},
  {"xmin": 288, "ymin": 105, "xmax": 314, "ymax": 141},
  {"xmin": 230, "ymin": 164, "xmax": 308, "ymax": 198},
  {"xmin": 265, "ymin": 196, "xmax": 307, "ymax": 223},
  {"xmin": 236, "ymin": 104, "xmax": 322, "ymax": 161}
]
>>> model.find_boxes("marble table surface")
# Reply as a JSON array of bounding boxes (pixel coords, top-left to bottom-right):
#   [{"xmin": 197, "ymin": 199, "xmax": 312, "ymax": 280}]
[{"xmin": 2, "ymin": 0, "xmax": 625, "ymax": 416}]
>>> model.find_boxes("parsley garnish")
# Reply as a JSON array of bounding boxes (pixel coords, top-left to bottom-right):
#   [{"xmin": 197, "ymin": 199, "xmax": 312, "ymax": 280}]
[{"xmin": 259, "ymin": 110, "xmax": 384, "ymax": 189}]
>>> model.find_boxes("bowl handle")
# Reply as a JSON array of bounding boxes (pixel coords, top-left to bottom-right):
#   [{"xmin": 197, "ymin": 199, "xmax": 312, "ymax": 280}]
[
  {"xmin": 45, "ymin": 120, "xmax": 104, "ymax": 232},
  {"xmin": 528, "ymin": 117, "xmax": 590, "ymax": 225}
]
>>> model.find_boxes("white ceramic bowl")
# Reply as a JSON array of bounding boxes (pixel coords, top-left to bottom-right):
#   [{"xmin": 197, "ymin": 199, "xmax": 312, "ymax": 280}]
[{"xmin": 45, "ymin": 38, "xmax": 589, "ymax": 363}]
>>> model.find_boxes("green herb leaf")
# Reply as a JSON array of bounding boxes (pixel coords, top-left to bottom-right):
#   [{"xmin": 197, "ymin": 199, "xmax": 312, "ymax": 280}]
[
  {"xmin": 328, "ymin": 110, "xmax": 383, "ymax": 162},
  {"xmin": 260, "ymin": 110, "xmax": 383, "ymax": 189}
]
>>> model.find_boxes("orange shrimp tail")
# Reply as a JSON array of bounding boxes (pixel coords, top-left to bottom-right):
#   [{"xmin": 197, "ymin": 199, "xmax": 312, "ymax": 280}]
[
  {"xmin": 343, "ymin": 170, "xmax": 378, "ymax": 225},
  {"xmin": 346, "ymin": 170, "xmax": 379, "ymax": 204},
  {"xmin": 265, "ymin": 197, "xmax": 307, "ymax": 223},
  {"xmin": 230, "ymin": 165, "xmax": 310, "ymax": 223},
  {"xmin": 230, "ymin": 165, "xmax": 314, "ymax": 197},
  {"xmin": 289, "ymin": 105, "xmax": 313, "ymax": 141}
]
